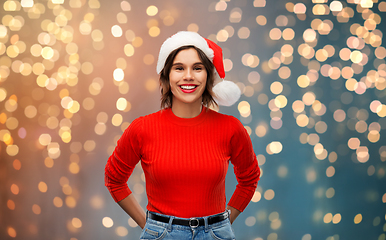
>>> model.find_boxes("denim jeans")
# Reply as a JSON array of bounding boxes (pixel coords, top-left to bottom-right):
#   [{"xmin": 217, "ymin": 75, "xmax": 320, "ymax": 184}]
[{"xmin": 139, "ymin": 211, "xmax": 236, "ymax": 240}]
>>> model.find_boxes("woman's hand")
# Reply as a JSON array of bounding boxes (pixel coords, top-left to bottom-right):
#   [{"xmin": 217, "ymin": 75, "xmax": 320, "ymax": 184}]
[
  {"xmin": 226, "ymin": 205, "xmax": 241, "ymax": 224},
  {"xmin": 118, "ymin": 194, "xmax": 146, "ymax": 229}
]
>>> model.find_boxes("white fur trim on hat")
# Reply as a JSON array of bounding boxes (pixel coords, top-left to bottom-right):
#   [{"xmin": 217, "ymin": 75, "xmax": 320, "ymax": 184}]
[{"xmin": 156, "ymin": 31, "xmax": 214, "ymax": 74}]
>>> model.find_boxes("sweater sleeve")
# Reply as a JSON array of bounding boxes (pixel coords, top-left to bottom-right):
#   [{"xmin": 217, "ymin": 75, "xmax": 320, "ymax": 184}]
[
  {"xmin": 228, "ymin": 118, "xmax": 260, "ymax": 212},
  {"xmin": 105, "ymin": 117, "xmax": 142, "ymax": 202}
]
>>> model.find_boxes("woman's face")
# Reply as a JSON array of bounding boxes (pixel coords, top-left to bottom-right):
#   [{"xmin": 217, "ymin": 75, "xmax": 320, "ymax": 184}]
[{"xmin": 169, "ymin": 48, "xmax": 207, "ymax": 107}]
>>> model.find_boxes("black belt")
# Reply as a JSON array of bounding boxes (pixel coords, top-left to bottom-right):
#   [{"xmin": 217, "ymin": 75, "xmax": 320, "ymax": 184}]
[{"xmin": 147, "ymin": 211, "xmax": 229, "ymax": 228}]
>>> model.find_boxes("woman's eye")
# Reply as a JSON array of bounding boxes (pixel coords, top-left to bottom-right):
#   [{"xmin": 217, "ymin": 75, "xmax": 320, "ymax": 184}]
[
  {"xmin": 174, "ymin": 67, "xmax": 183, "ymax": 70},
  {"xmin": 194, "ymin": 67, "xmax": 202, "ymax": 71}
]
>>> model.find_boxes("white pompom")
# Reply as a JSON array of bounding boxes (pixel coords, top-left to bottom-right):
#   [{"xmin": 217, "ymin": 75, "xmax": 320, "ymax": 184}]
[{"xmin": 213, "ymin": 80, "xmax": 241, "ymax": 106}]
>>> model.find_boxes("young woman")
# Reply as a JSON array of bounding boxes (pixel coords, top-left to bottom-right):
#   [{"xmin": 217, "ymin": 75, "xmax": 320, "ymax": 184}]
[{"xmin": 105, "ymin": 31, "xmax": 260, "ymax": 239}]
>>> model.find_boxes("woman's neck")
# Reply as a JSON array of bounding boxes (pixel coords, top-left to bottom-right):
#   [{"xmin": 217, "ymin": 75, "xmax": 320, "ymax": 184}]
[{"xmin": 171, "ymin": 101, "xmax": 203, "ymax": 118}]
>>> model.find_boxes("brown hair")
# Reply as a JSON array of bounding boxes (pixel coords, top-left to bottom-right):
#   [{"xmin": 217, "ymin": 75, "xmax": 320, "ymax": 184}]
[{"xmin": 159, "ymin": 45, "xmax": 217, "ymax": 109}]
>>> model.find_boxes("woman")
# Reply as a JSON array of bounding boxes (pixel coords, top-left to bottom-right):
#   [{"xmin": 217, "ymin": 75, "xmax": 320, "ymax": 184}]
[{"xmin": 105, "ymin": 31, "xmax": 260, "ymax": 239}]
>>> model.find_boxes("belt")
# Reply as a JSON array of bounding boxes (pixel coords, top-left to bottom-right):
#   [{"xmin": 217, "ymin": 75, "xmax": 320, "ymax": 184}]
[{"xmin": 147, "ymin": 211, "xmax": 230, "ymax": 228}]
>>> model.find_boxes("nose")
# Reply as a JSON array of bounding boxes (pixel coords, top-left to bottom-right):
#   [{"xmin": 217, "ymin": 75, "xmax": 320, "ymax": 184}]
[{"xmin": 183, "ymin": 68, "xmax": 194, "ymax": 81}]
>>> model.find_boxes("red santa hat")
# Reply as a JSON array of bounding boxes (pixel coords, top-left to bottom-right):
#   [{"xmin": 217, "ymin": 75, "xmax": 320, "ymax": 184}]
[{"xmin": 156, "ymin": 31, "xmax": 241, "ymax": 106}]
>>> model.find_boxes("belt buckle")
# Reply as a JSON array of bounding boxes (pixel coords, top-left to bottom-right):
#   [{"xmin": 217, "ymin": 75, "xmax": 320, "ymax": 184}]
[{"xmin": 189, "ymin": 218, "xmax": 199, "ymax": 228}]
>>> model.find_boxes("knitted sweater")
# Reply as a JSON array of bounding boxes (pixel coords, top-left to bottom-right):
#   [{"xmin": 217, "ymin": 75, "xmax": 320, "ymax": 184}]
[{"xmin": 105, "ymin": 107, "xmax": 260, "ymax": 218}]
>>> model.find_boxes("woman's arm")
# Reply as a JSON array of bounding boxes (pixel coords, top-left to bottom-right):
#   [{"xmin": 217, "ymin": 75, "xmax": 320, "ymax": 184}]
[
  {"xmin": 226, "ymin": 205, "xmax": 241, "ymax": 224},
  {"xmin": 226, "ymin": 118, "xmax": 260, "ymax": 222},
  {"xmin": 118, "ymin": 194, "xmax": 146, "ymax": 229},
  {"xmin": 105, "ymin": 117, "xmax": 146, "ymax": 228}
]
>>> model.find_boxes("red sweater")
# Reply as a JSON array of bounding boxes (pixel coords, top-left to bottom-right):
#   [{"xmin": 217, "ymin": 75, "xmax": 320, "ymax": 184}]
[{"xmin": 105, "ymin": 107, "xmax": 260, "ymax": 218}]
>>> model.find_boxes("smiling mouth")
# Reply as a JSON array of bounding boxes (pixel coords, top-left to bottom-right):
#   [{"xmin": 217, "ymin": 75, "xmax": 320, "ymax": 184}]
[
  {"xmin": 180, "ymin": 85, "xmax": 197, "ymax": 90},
  {"xmin": 179, "ymin": 84, "xmax": 198, "ymax": 93}
]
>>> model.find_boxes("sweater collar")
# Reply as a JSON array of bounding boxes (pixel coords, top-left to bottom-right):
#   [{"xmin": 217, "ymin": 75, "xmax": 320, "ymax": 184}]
[{"xmin": 163, "ymin": 106, "xmax": 207, "ymax": 126}]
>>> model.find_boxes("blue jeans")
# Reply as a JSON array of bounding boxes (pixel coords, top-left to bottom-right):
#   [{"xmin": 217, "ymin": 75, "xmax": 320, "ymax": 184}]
[{"xmin": 139, "ymin": 211, "xmax": 236, "ymax": 240}]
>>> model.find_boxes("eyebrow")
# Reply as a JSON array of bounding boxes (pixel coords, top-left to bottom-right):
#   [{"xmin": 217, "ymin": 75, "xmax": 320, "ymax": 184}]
[{"xmin": 172, "ymin": 62, "xmax": 204, "ymax": 66}]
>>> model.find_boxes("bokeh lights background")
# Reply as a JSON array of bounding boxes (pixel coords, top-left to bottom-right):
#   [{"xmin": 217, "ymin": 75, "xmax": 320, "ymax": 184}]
[{"xmin": 1, "ymin": 0, "xmax": 386, "ymax": 239}]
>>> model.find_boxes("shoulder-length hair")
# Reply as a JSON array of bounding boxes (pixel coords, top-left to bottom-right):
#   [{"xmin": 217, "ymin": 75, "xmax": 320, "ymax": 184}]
[{"xmin": 159, "ymin": 45, "xmax": 217, "ymax": 109}]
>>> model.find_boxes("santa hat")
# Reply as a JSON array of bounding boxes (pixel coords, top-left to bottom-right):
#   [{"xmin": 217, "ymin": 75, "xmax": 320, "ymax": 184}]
[{"xmin": 156, "ymin": 31, "xmax": 241, "ymax": 106}]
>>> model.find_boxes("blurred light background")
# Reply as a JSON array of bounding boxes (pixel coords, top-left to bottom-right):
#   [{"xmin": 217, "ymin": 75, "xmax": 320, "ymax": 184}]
[{"xmin": 1, "ymin": 0, "xmax": 386, "ymax": 239}]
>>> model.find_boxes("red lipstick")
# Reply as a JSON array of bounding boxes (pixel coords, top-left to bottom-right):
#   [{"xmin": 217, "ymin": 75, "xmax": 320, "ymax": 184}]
[{"xmin": 179, "ymin": 84, "xmax": 198, "ymax": 93}]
